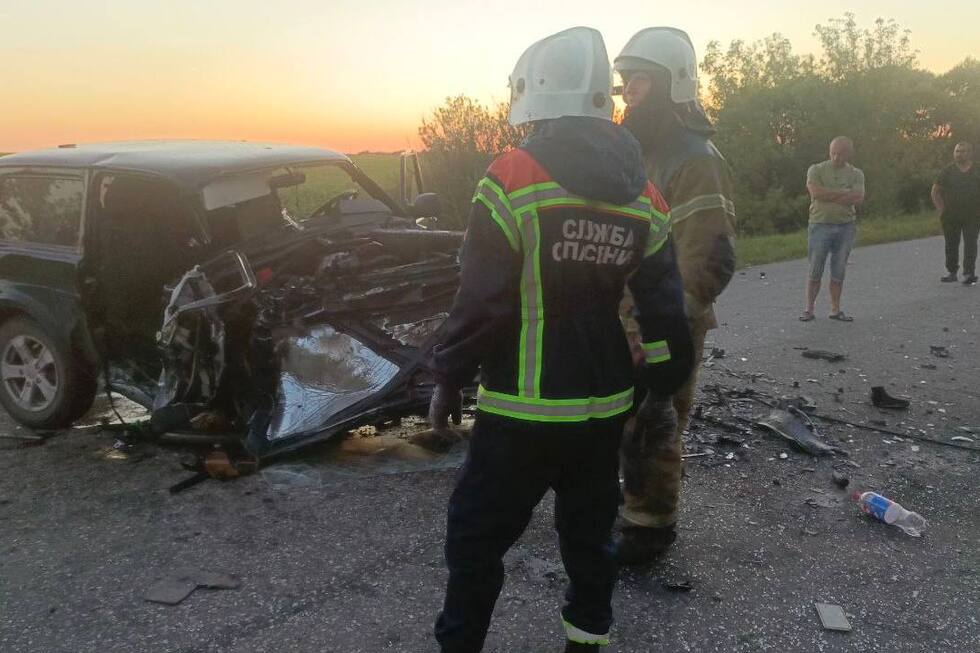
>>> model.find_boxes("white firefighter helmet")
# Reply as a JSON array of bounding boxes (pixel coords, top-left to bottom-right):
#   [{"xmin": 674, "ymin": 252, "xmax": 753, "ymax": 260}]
[
  {"xmin": 614, "ymin": 27, "xmax": 699, "ymax": 104},
  {"xmin": 508, "ymin": 26, "xmax": 613, "ymax": 126}
]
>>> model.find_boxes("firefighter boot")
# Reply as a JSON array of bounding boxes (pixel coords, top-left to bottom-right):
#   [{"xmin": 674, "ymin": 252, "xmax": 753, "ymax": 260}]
[{"xmin": 613, "ymin": 525, "xmax": 677, "ymax": 566}]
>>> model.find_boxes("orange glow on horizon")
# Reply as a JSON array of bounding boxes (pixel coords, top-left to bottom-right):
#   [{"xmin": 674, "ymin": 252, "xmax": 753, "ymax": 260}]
[{"xmin": 2, "ymin": 0, "xmax": 976, "ymax": 154}]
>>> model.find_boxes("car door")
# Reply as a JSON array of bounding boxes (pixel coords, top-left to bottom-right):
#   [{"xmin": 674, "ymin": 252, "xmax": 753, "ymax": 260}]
[
  {"xmin": 0, "ymin": 166, "xmax": 90, "ymax": 344},
  {"xmin": 0, "ymin": 166, "xmax": 99, "ymax": 427},
  {"xmin": 84, "ymin": 172, "xmax": 204, "ymax": 402}
]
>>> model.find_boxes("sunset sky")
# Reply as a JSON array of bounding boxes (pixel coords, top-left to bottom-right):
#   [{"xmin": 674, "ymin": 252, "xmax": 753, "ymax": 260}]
[{"xmin": 2, "ymin": 0, "xmax": 977, "ymax": 154}]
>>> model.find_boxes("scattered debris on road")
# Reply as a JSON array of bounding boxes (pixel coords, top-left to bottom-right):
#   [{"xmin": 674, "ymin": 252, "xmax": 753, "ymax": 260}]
[
  {"xmin": 663, "ymin": 579, "xmax": 694, "ymax": 593},
  {"xmin": 870, "ymin": 386, "xmax": 910, "ymax": 410},
  {"xmin": 144, "ymin": 569, "xmax": 241, "ymax": 606},
  {"xmin": 832, "ymin": 472, "xmax": 850, "ymax": 489},
  {"xmin": 929, "ymin": 345, "xmax": 950, "ymax": 358},
  {"xmin": 756, "ymin": 407, "xmax": 838, "ymax": 456},
  {"xmin": 814, "ymin": 603, "xmax": 852, "ymax": 632},
  {"xmin": 801, "ymin": 349, "xmax": 847, "ymax": 363}
]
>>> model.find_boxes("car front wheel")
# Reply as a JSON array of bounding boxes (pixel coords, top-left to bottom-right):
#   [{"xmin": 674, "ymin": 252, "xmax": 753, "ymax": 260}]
[{"xmin": 0, "ymin": 317, "xmax": 96, "ymax": 429}]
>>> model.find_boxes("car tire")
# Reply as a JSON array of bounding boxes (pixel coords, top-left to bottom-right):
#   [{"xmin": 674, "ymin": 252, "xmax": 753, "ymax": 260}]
[{"xmin": 0, "ymin": 316, "xmax": 97, "ymax": 429}]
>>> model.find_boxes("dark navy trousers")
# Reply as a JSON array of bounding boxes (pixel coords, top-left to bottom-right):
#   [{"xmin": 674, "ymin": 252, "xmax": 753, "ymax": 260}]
[{"xmin": 435, "ymin": 413, "xmax": 625, "ymax": 652}]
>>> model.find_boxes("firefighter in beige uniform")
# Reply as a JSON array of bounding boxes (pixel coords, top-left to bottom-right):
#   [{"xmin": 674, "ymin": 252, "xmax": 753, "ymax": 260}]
[{"xmin": 613, "ymin": 27, "xmax": 737, "ymax": 563}]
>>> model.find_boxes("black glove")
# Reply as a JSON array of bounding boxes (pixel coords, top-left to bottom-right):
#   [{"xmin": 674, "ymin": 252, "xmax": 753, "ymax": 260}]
[
  {"xmin": 643, "ymin": 324, "xmax": 695, "ymax": 398},
  {"xmin": 428, "ymin": 384, "xmax": 462, "ymax": 437}
]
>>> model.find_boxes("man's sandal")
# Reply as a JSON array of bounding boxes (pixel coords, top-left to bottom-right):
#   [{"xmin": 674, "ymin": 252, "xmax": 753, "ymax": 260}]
[
  {"xmin": 799, "ymin": 311, "xmax": 815, "ymax": 322},
  {"xmin": 828, "ymin": 311, "xmax": 854, "ymax": 322}
]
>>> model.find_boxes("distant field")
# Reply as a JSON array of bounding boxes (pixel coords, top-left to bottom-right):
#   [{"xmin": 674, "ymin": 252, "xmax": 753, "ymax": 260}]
[
  {"xmin": 349, "ymin": 153, "xmax": 402, "ymax": 200},
  {"xmin": 736, "ymin": 211, "xmax": 941, "ymax": 268}
]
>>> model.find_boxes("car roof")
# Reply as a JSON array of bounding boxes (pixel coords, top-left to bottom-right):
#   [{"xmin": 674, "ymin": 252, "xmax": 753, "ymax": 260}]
[{"xmin": 0, "ymin": 140, "xmax": 352, "ymax": 187}]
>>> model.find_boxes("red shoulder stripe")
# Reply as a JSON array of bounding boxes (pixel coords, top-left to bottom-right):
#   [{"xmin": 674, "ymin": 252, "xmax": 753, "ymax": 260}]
[
  {"xmin": 643, "ymin": 181, "xmax": 670, "ymax": 214},
  {"xmin": 487, "ymin": 149, "xmax": 553, "ymax": 193}
]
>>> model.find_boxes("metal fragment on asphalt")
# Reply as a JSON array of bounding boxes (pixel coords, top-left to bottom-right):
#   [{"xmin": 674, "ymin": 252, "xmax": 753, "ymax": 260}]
[
  {"xmin": 815, "ymin": 603, "xmax": 852, "ymax": 632},
  {"xmin": 144, "ymin": 579, "xmax": 198, "ymax": 605}
]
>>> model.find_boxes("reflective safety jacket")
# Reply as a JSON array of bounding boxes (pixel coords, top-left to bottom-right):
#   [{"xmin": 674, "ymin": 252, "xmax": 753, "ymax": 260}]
[
  {"xmin": 645, "ymin": 125, "xmax": 736, "ymax": 329},
  {"xmin": 430, "ymin": 117, "xmax": 691, "ymax": 424}
]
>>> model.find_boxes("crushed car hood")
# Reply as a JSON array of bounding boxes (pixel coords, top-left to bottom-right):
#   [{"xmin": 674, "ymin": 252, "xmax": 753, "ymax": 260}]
[{"xmin": 151, "ymin": 220, "xmax": 464, "ymax": 457}]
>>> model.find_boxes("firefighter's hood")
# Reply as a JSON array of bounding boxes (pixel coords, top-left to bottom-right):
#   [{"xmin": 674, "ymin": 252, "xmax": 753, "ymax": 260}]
[{"xmin": 521, "ymin": 116, "xmax": 647, "ymax": 205}]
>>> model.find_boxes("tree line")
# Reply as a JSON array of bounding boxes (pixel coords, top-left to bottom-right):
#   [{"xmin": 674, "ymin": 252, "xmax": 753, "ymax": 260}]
[{"xmin": 418, "ymin": 13, "xmax": 979, "ymax": 234}]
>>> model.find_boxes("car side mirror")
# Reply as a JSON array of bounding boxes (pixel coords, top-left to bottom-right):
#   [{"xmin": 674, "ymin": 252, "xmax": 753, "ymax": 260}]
[{"xmin": 410, "ymin": 192, "xmax": 442, "ymax": 219}]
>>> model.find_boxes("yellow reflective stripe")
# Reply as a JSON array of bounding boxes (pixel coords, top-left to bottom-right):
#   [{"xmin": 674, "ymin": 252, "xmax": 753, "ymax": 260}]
[
  {"xmin": 670, "ymin": 193, "xmax": 735, "ymax": 224},
  {"xmin": 642, "ymin": 339, "xmax": 671, "ymax": 364},
  {"xmin": 477, "ymin": 385, "xmax": 634, "ymax": 422},
  {"xmin": 474, "ymin": 180, "xmax": 520, "ymax": 252},
  {"xmin": 518, "ymin": 213, "xmax": 543, "ymax": 397},
  {"xmin": 509, "ymin": 186, "xmax": 651, "ymax": 221},
  {"xmin": 644, "ymin": 218, "xmax": 670, "ymax": 257}
]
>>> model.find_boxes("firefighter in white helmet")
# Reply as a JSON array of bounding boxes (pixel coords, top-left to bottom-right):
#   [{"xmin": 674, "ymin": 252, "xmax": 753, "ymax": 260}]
[
  {"xmin": 613, "ymin": 27, "xmax": 737, "ymax": 564},
  {"xmin": 428, "ymin": 26, "xmax": 693, "ymax": 652}
]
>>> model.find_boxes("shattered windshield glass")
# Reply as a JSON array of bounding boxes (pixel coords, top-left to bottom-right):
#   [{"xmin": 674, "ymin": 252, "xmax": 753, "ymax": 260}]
[{"xmin": 203, "ymin": 163, "xmax": 393, "ymax": 245}]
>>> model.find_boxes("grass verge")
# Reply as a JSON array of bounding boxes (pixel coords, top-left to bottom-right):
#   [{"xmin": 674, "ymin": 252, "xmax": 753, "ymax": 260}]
[{"xmin": 736, "ymin": 211, "xmax": 941, "ymax": 268}]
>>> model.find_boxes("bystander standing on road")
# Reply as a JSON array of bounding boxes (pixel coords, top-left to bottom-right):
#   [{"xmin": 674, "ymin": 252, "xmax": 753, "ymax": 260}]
[
  {"xmin": 932, "ymin": 141, "xmax": 980, "ymax": 285},
  {"xmin": 800, "ymin": 136, "xmax": 865, "ymax": 322}
]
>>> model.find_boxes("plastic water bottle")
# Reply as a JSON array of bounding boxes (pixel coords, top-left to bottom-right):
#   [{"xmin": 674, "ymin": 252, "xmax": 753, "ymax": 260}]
[{"xmin": 853, "ymin": 491, "xmax": 928, "ymax": 537}]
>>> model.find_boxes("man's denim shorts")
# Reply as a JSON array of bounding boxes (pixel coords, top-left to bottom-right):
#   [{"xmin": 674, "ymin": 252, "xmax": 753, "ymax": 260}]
[{"xmin": 808, "ymin": 222, "xmax": 856, "ymax": 282}]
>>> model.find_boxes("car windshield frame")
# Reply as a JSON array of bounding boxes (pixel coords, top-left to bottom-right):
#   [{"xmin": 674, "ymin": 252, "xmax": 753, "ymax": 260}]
[{"xmin": 201, "ymin": 159, "xmax": 402, "ymax": 218}]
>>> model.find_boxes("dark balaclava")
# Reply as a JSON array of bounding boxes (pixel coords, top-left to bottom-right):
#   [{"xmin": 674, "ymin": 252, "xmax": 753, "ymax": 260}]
[
  {"xmin": 620, "ymin": 66, "xmax": 673, "ymax": 154},
  {"xmin": 621, "ymin": 65, "xmax": 714, "ymax": 154}
]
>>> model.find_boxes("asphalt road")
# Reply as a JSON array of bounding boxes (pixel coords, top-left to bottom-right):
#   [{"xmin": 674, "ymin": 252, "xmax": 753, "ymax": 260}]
[{"xmin": 1, "ymin": 235, "xmax": 978, "ymax": 652}]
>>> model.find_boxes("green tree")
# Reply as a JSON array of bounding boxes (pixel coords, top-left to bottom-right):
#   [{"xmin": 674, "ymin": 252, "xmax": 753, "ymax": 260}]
[
  {"xmin": 813, "ymin": 13, "xmax": 917, "ymax": 81},
  {"xmin": 703, "ymin": 13, "xmax": 960, "ymax": 232},
  {"xmin": 418, "ymin": 95, "xmax": 524, "ymax": 227}
]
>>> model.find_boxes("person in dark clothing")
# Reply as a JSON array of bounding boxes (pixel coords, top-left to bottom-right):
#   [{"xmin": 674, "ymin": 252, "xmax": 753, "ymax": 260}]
[
  {"xmin": 612, "ymin": 27, "xmax": 737, "ymax": 563},
  {"xmin": 933, "ymin": 141, "xmax": 980, "ymax": 285},
  {"xmin": 427, "ymin": 27, "xmax": 693, "ymax": 653}
]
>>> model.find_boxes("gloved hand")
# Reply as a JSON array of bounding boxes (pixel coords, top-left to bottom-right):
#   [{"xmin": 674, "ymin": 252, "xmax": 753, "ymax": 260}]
[{"xmin": 428, "ymin": 384, "xmax": 462, "ymax": 437}]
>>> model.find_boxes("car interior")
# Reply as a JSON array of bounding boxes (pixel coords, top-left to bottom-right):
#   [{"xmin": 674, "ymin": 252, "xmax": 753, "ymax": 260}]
[{"xmin": 93, "ymin": 174, "xmax": 199, "ymax": 373}]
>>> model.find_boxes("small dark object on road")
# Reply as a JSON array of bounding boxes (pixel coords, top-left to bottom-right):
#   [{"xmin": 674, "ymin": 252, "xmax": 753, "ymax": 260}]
[
  {"xmin": 169, "ymin": 471, "xmax": 209, "ymax": 494},
  {"xmin": 716, "ymin": 434, "xmax": 744, "ymax": 447},
  {"xmin": 144, "ymin": 579, "xmax": 198, "ymax": 605},
  {"xmin": 144, "ymin": 570, "xmax": 240, "ymax": 605},
  {"xmin": 871, "ymin": 386, "xmax": 910, "ymax": 410},
  {"xmin": 709, "ymin": 347, "xmax": 726, "ymax": 359},
  {"xmin": 792, "ymin": 381, "xmax": 801, "ymax": 388},
  {"xmin": 801, "ymin": 350, "xmax": 847, "ymax": 363},
  {"xmin": 759, "ymin": 272, "xmax": 767, "ymax": 279},
  {"xmin": 920, "ymin": 363, "xmax": 937, "ymax": 370},
  {"xmin": 815, "ymin": 603, "xmax": 852, "ymax": 632},
  {"xmin": 663, "ymin": 580, "xmax": 693, "ymax": 592},
  {"xmin": 930, "ymin": 345, "xmax": 950, "ymax": 358},
  {"xmin": 832, "ymin": 472, "xmax": 850, "ymax": 489}
]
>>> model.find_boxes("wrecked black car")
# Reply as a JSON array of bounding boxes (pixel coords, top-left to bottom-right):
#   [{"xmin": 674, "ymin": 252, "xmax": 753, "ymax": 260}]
[{"xmin": 0, "ymin": 141, "xmax": 461, "ymax": 456}]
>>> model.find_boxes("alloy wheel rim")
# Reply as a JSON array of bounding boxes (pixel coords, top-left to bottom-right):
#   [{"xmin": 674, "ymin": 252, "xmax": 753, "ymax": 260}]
[{"xmin": 1, "ymin": 335, "xmax": 59, "ymax": 412}]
